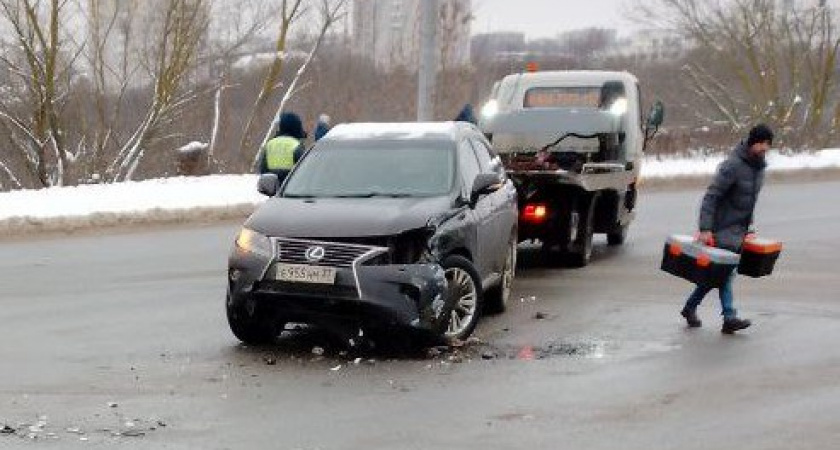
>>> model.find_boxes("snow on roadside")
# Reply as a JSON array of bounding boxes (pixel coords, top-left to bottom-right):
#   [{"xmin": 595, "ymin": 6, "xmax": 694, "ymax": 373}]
[
  {"xmin": 1, "ymin": 175, "xmax": 263, "ymax": 221},
  {"xmin": 0, "ymin": 150, "xmax": 839, "ymax": 225},
  {"xmin": 639, "ymin": 148, "xmax": 840, "ymax": 178}
]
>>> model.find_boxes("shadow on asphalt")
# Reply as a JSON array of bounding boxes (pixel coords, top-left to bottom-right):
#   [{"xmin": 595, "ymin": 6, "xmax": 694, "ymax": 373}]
[{"xmin": 514, "ymin": 240, "xmax": 628, "ymax": 271}]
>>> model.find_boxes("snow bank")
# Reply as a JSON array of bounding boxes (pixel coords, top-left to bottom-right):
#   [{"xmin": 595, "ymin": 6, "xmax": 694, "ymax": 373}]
[
  {"xmin": 0, "ymin": 175, "xmax": 263, "ymax": 221},
  {"xmin": 0, "ymin": 149, "xmax": 838, "ymax": 236}
]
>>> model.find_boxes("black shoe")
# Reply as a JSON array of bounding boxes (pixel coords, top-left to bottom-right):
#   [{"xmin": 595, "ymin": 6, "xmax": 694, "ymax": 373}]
[
  {"xmin": 721, "ymin": 317, "xmax": 751, "ymax": 334},
  {"xmin": 681, "ymin": 309, "xmax": 702, "ymax": 328}
]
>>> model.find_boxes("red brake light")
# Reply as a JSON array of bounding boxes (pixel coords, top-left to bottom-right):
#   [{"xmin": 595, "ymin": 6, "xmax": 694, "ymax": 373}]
[{"xmin": 522, "ymin": 204, "xmax": 548, "ymax": 222}]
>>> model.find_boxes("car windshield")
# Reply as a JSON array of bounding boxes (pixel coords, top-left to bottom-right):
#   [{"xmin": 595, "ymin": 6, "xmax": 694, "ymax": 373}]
[{"xmin": 283, "ymin": 139, "xmax": 455, "ymax": 198}]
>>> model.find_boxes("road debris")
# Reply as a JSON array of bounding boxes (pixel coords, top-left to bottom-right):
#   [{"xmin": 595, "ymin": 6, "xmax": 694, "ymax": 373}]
[{"xmin": 447, "ymin": 354, "xmax": 464, "ymax": 364}]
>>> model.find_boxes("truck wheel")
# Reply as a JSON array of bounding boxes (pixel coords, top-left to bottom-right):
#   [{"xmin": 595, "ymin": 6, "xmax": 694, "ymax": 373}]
[
  {"xmin": 485, "ymin": 238, "xmax": 517, "ymax": 314},
  {"xmin": 441, "ymin": 255, "xmax": 483, "ymax": 341},
  {"xmin": 566, "ymin": 198, "xmax": 595, "ymax": 268},
  {"xmin": 607, "ymin": 224, "xmax": 628, "ymax": 246},
  {"xmin": 226, "ymin": 294, "xmax": 283, "ymax": 345}
]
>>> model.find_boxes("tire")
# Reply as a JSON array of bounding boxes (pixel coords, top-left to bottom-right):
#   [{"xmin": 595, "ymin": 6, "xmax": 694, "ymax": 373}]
[
  {"xmin": 540, "ymin": 200, "xmax": 577, "ymax": 265},
  {"xmin": 226, "ymin": 293, "xmax": 283, "ymax": 345},
  {"xmin": 440, "ymin": 255, "xmax": 483, "ymax": 341},
  {"xmin": 566, "ymin": 198, "xmax": 595, "ymax": 268},
  {"xmin": 485, "ymin": 238, "xmax": 517, "ymax": 314},
  {"xmin": 607, "ymin": 223, "xmax": 628, "ymax": 246}
]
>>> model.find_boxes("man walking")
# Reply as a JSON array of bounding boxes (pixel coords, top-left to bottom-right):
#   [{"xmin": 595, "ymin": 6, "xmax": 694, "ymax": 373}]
[
  {"xmin": 680, "ymin": 124, "xmax": 773, "ymax": 334},
  {"xmin": 258, "ymin": 112, "xmax": 307, "ymax": 182}
]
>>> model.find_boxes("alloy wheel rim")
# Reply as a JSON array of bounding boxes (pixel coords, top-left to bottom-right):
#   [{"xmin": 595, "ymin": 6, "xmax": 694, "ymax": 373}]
[{"xmin": 444, "ymin": 267, "xmax": 478, "ymax": 338}]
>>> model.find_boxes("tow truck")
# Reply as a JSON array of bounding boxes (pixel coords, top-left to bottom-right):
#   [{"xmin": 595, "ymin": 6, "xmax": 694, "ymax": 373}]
[{"xmin": 479, "ymin": 70, "xmax": 664, "ymax": 266}]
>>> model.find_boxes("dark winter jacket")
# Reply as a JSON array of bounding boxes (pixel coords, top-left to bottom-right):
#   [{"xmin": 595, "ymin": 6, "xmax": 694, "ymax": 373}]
[
  {"xmin": 698, "ymin": 141, "xmax": 767, "ymax": 252},
  {"xmin": 454, "ymin": 104, "xmax": 477, "ymax": 125},
  {"xmin": 313, "ymin": 119, "xmax": 330, "ymax": 142}
]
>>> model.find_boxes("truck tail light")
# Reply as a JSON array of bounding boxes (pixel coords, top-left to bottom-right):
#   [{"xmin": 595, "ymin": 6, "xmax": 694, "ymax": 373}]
[{"xmin": 522, "ymin": 204, "xmax": 548, "ymax": 223}]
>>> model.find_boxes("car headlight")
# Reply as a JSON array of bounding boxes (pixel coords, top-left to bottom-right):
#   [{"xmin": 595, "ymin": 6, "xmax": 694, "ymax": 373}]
[{"xmin": 235, "ymin": 228, "xmax": 272, "ymax": 257}]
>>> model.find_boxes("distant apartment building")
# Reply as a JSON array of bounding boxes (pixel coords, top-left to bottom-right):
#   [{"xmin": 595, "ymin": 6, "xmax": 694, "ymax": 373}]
[{"xmin": 352, "ymin": 0, "xmax": 472, "ymax": 71}]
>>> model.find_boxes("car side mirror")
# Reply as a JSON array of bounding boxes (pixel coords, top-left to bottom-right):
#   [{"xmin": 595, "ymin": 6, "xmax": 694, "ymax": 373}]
[
  {"xmin": 257, "ymin": 173, "xmax": 280, "ymax": 197},
  {"xmin": 469, "ymin": 173, "xmax": 501, "ymax": 207},
  {"xmin": 646, "ymin": 100, "xmax": 665, "ymax": 129}
]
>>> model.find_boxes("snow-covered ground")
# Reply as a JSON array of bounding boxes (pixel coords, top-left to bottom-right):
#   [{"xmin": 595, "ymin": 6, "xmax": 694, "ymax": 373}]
[{"xmin": 1, "ymin": 149, "xmax": 839, "ymax": 227}]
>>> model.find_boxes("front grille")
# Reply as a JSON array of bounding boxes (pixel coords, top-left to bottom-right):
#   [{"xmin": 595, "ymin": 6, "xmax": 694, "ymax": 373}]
[{"xmin": 275, "ymin": 237, "xmax": 386, "ymax": 268}]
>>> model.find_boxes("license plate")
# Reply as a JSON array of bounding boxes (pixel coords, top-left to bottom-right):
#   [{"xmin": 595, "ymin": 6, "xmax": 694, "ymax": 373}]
[{"xmin": 275, "ymin": 263, "xmax": 337, "ymax": 284}]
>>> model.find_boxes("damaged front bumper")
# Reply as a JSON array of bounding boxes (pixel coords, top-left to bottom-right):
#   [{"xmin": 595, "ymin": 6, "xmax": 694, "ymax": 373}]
[{"xmin": 228, "ymin": 240, "xmax": 450, "ymax": 335}]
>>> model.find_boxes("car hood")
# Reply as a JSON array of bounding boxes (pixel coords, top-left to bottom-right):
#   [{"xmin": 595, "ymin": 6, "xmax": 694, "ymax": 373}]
[{"xmin": 246, "ymin": 196, "xmax": 454, "ymax": 238}]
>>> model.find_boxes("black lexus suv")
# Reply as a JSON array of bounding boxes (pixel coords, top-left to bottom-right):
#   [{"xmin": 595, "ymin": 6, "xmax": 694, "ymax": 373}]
[{"xmin": 227, "ymin": 121, "xmax": 518, "ymax": 345}]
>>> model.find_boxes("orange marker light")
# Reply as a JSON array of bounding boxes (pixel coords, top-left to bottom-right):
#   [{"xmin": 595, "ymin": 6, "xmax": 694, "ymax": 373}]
[
  {"xmin": 696, "ymin": 253, "xmax": 711, "ymax": 268},
  {"xmin": 668, "ymin": 243, "xmax": 682, "ymax": 256},
  {"xmin": 525, "ymin": 61, "xmax": 539, "ymax": 72}
]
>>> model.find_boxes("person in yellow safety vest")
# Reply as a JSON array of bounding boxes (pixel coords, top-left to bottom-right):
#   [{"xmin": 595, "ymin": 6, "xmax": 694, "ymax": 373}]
[{"xmin": 258, "ymin": 111, "xmax": 308, "ymax": 182}]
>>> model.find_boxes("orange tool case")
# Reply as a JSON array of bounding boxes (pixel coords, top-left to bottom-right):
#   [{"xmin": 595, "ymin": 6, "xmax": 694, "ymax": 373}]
[
  {"xmin": 661, "ymin": 235, "xmax": 740, "ymax": 288},
  {"xmin": 738, "ymin": 237, "xmax": 782, "ymax": 278}
]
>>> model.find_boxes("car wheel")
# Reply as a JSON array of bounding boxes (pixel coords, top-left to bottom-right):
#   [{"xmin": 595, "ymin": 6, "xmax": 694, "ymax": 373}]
[
  {"xmin": 226, "ymin": 294, "xmax": 283, "ymax": 345},
  {"xmin": 441, "ymin": 255, "xmax": 483, "ymax": 341},
  {"xmin": 485, "ymin": 238, "xmax": 517, "ymax": 314}
]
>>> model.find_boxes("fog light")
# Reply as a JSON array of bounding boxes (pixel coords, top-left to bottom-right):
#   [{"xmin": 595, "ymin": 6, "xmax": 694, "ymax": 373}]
[{"xmin": 229, "ymin": 269, "xmax": 241, "ymax": 282}]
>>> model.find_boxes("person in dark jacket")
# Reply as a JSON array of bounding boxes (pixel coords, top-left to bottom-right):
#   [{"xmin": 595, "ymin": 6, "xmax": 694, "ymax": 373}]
[
  {"xmin": 454, "ymin": 104, "xmax": 477, "ymax": 125},
  {"xmin": 680, "ymin": 124, "xmax": 773, "ymax": 334},
  {"xmin": 312, "ymin": 113, "xmax": 331, "ymax": 142},
  {"xmin": 258, "ymin": 112, "xmax": 307, "ymax": 181}
]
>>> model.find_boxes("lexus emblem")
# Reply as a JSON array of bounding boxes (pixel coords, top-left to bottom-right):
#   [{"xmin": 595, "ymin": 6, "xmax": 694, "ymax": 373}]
[{"xmin": 304, "ymin": 246, "xmax": 326, "ymax": 262}]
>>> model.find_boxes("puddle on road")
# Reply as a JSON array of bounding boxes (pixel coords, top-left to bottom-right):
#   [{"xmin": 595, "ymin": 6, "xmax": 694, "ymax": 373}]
[{"xmin": 482, "ymin": 339, "xmax": 682, "ymax": 362}]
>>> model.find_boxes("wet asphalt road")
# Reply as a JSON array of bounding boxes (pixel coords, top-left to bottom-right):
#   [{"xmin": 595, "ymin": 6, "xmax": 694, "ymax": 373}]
[{"xmin": 1, "ymin": 180, "xmax": 839, "ymax": 449}]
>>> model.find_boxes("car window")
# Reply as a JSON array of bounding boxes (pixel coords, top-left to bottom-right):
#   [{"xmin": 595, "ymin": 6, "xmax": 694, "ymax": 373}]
[
  {"xmin": 283, "ymin": 140, "xmax": 455, "ymax": 198},
  {"xmin": 469, "ymin": 137, "xmax": 505, "ymax": 178},
  {"xmin": 458, "ymin": 139, "xmax": 481, "ymax": 195}
]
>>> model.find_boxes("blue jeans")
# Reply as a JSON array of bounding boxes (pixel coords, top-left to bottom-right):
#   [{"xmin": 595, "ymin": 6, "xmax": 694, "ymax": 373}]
[{"xmin": 682, "ymin": 270, "xmax": 736, "ymax": 318}]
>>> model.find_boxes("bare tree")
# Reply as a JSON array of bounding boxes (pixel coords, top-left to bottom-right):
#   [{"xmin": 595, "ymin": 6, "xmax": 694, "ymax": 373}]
[
  {"xmin": 106, "ymin": 0, "xmax": 210, "ymax": 181},
  {"xmin": 234, "ymin": 0, "xmax": 306, "ymax": 166},
  {"xmin": 0, "ymin": 0, "xmax": 211, "ymax": 187},
  {"xmin": 249, "ymin": 0, "xmax": 348, "ymax": 170},
  {"xmin": 203, "ymin": 0, "xmax": 279, "ymax": 165},
  {"xmin": 0, "ymin": 0, "xmax": 76, "ymax": 188},
  {"xmin": 636, "ymin": 0, "xmax": 840, "ymax": 147}
]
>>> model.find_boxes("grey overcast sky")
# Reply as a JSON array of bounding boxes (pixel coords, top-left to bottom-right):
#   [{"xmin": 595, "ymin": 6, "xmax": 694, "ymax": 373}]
[{"xmin": 472, "ymin": 0, "xmax": 633, "ymax": 39}]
